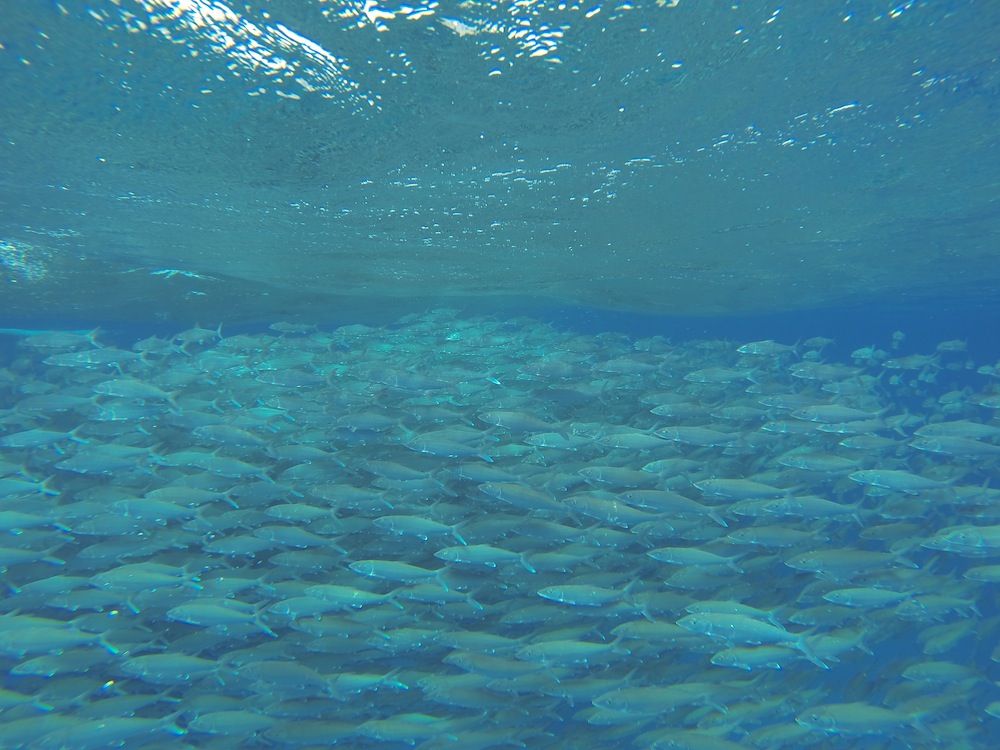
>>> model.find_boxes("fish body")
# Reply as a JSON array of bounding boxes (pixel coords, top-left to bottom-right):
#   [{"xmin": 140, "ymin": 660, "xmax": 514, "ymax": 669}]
[
  {"xmin": 676, "ymin": 612, "xmax": 827, "ymax": 669},
  {"xmin": 537, "ymin": 583, "xmax": 631, "ymax": 607},
  {"xmin": 848, "ymin": 469, "xmax": 954, "ymax": 494},
  {"xmin": 796, "ymin": 702, "xmax": 927, "ymax": 736}
]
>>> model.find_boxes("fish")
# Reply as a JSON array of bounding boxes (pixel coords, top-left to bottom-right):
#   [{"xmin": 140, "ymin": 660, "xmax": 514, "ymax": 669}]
[
  {"xmin": 693, "ymin": 478, "xmax": 791, "ymax": 500},
  {"xmin": 737, "ymin": 339, "xmax": 798, "ymax": 356},
  {"xmin": 784, "ymin": 548, "xmax": 917, "ymax": 581},
  {"xmin": 0, "ymin": 313, "xmax": 994, "ymax": 748},
  {"xmin": 166, "ymin": 599, "xmax": 277, "ymax": 638},
  {"xmin": 795, "ymin": 701, "xmax": 930, "ymax": 737},
  {"xmin": 848, "ymin": 469, "xmax": 957, "ymax": 495},
  {"xmin": 434, "ymin": 543, "xmax": 536, "ymax": 572},
  {"xmin": 537, "ymin": 582, "xmax": 636, "ymax": 608},
  {"xmin": 348, "ymin": 559, "xmax": 450, "ymax": 589},
  {"xmin": 676, "ymin": 612, "xmax": 829, "ymax": 669}
]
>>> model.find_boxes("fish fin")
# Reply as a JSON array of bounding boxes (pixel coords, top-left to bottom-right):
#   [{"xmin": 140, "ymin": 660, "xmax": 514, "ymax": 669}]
[
  {"xmin": 519, "ymin": 553, "xmax": 537, "ymax": 574},
  {"xmin": 39, "ymin": 476, "xmax": 61, "ymax": 496},
  {"xmin": 709, "ymin": 510, "xmax": 729, "ymax": 528},
  {"xmin": 98, "ymin": 635, "xmax": 121, "ymax": 656},
  {"xmin": 795, "ymin": 639, "xmax": 829, "ymax": 670}
]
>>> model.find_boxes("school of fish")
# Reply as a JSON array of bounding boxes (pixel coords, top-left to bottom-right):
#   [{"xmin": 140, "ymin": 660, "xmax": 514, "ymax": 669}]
[{"xmin": 0, "ymin": 309, "xmax": 997, "ymax": 748}]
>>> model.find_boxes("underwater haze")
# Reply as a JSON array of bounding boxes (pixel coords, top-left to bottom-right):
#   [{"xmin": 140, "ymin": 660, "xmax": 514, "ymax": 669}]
[
  {"xmin": 2, "ymin": 1, "xmax": 1000, "ymax": 749},
  {"xmin": 2, "ymin": 0, "xmax": 1000, "ymax": 320}
]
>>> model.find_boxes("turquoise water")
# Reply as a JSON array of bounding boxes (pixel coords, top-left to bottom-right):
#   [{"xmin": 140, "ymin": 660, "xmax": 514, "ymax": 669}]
[
  {"xmin": 1, "ymin": 1, "xmax": 1000, "ymax": 748},
  {"xmin": 3, "ymin": 1, "xmax": 1000, "ymax": 321}
]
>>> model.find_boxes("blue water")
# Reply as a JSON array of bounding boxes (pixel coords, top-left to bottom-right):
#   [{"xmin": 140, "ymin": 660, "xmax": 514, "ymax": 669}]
[{"xmin": 2, "ymin": 0, "xmax": 1000, "ymax": 747}]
